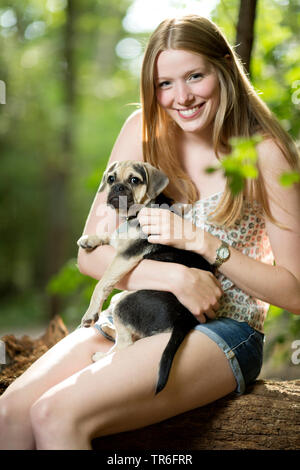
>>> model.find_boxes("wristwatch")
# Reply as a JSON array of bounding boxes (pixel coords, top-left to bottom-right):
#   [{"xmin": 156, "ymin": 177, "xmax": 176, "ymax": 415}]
[{"xmin": 213, "ymin": 240, "xmax": 230, "ymax": 269}]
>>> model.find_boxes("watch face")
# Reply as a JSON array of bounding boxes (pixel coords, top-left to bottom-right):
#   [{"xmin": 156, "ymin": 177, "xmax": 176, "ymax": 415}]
[{"xmin": 219, "ymin": 246, "xmax": 230, "ymax": 260}]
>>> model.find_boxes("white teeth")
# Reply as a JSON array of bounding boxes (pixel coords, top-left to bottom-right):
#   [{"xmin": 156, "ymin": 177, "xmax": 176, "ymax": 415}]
[{"xmin": 178, "ymin": 105, "xmax": 201, "ymax": 116}]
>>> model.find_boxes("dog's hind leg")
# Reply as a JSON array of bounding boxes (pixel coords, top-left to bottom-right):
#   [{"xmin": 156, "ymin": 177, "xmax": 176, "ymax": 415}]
[{"xmin": 92, "ymin": 317, "xmax": 134, "ymax": 362}]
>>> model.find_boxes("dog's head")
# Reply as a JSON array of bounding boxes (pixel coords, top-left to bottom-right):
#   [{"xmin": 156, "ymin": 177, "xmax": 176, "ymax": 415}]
[{"xmin": 98, "ymin": 160, "xmax": 169, "ymax": 215}]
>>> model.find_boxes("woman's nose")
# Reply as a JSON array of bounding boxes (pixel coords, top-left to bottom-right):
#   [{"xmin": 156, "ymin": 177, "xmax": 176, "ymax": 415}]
[{"xmin": 175, "ymin": 81, "xmax": 194, "ymax": 106}]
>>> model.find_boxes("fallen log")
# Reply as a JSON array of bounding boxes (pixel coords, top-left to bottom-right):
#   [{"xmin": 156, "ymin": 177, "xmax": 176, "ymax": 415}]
[
  {"xmin": 0, "ymin": 317, "xmax": 299, "ymax": 450},
  {"xmin": 93, "ymin": 379, "xmax": 300, "ymax": 450}
]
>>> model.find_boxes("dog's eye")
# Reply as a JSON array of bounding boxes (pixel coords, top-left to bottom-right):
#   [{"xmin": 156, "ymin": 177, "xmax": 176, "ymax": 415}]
[
  {"xmin": 108, "ymin": 175, "xmax": 115, "ymax": 184},
  {"xmin": 129, "ymin": 177, "xmax": 140, "ymax": 185}
]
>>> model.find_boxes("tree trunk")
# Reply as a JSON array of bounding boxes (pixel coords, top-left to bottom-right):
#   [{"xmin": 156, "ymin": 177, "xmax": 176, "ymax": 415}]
[
  {"xmin": 93, "ymin": 380, "xmax": 300, "ymax": 450},
  {"xmin": 235, "ymin": 0, "xmax": 258, "ymax": 76},
  {"xmin": 44, "ymin": 0, "xmax": 77, "ymax": 316},
  {"xmin": 1, "ymin": 317, "xmax": 299, "ymax": 450}
]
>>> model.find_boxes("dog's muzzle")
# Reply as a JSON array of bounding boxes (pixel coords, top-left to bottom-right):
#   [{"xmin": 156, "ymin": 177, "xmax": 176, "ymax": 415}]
[{"xmin": 107, "ymin": 184, "xmax": 134, "ymax": 210}]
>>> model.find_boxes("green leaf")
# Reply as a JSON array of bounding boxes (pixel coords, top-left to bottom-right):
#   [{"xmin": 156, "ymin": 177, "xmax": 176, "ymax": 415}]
[
  {"xmin": 279, "ymin": 171, "xmax": 300, "ymax": 187},
  {"xmin": 205, "ymin": 166, "xmax": 218, "ymax": 174},
  {"xmin": 207, "ymin": 135, "xmax": 261, "ymax": 195},
  {"xmin": 46, "ymin": 258, "xmax": 88, "ymax": 296}
]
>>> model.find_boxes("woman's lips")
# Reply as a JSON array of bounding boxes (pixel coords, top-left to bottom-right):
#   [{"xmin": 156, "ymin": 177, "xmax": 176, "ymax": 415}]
[{"xmin": 177, "ymin": 102, "xmax": 206, "ymax": 119}]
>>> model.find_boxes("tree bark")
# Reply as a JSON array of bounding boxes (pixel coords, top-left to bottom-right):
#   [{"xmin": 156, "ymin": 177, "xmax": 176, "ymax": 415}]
[
  {"xmin": 93, "ymin": 379, "xmax": 300, "ymax": 450},
  {"xmin": 1, "ymin": 317, "xmax": 299, "ymax": 450},
  {"xmin": 235, "ymin": 0, "xmax": 258, "ymax": 76},
  {"xmin": 44, "ymin": 0, "xmax": 77, "ymax": 316}
]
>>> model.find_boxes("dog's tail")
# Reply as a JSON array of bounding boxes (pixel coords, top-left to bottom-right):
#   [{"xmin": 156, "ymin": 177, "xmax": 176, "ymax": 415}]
[{"xmin": 155, "ymin": 317, "xmax": 197, "ymax": 395}]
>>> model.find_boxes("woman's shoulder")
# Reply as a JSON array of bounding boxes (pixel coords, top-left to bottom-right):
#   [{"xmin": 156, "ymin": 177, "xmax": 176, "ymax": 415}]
[
  {"xmin": 256, "ymin": 135, "xmax": 295, "ymax": 173},
  {"xmin": 123, "ymin": 108, "xmax": 142, "ymax": 132},
  {"xmin": 109, "ymin": 109, "xmax": 143, "ymax": 163}
]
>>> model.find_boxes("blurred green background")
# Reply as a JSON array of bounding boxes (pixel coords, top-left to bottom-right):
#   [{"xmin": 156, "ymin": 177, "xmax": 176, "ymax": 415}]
[{"xmin": 0, "ymin": 0, "xmax": 299, "ymax": 380}]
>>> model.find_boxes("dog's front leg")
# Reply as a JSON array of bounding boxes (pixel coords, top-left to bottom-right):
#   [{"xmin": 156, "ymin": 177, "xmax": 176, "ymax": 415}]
[{"xmin": 80, "ymin": 253, "xmax": 143, "ymax": 327}]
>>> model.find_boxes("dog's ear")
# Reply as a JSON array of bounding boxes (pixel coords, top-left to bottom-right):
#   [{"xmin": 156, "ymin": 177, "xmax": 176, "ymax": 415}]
[
  {"xmin": 98, "ymin": 161, "xmax": 119, "ymax": 192},
  {"xmin": 143, "ymin": 163, "xmax": 169, "ymax": 200}
]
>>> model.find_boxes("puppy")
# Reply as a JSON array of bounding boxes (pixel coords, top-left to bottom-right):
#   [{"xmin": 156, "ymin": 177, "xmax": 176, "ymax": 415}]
[{"xmin": 78, "ymin": 160, "xmax": 213, "ymax": 394}]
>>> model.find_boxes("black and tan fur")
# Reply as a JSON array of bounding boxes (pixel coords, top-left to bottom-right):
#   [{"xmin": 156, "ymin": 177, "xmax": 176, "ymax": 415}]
[{"xmin": 78, "ymin": 160, "xmax": 213, "ymax": 394}]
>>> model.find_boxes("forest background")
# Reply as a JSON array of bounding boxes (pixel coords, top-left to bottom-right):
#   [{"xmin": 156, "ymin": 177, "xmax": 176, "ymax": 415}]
[{"xmin": 0, "ymin": 0, "xmax": 300, "ymax": 380}]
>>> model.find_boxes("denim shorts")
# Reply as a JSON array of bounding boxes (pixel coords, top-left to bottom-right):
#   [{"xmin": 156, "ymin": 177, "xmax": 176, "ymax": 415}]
[
  {"xmin": 194, "ymin": 317, "xmax": 264, "ymax": 395},
  {"xmin": 94, "ymin": 316, "xmax": 264, "ymax": 396}
]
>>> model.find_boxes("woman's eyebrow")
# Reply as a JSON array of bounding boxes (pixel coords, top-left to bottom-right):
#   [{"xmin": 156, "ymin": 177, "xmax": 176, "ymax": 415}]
[{"xmin": 155, "ymin": 67, "xmax": 205, "ymax": 82}]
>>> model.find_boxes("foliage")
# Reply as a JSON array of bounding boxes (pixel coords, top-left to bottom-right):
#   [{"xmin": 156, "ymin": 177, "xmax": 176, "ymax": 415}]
[
  {"xmin": 0, "ymin": 0, "xmax": 139, "ymax": 330},
  {"xmin": 206, "ymin": 135, "xmax": 261, "ymax": 194}
]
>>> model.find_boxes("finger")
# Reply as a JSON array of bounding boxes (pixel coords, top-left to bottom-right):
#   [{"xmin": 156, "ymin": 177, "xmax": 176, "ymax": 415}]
[
  {"xmin": 140, "ymin": 225, "xmax": 154, "ymax": 235},
  {"xmin": 213, "ymin": 276, "xmax": 223, "ymax": 292},
  {"xmin": 139, "ymin": 208, "xmax": 161, "ymax": 218},
  {"xmin": 211, "ymin": 301, "xmax": 220, "ymax": 311},
  {"xmin": 138, "ymin": 207, "xmax": 151, "ymax": 217},
  {"xmin": 147, "ymin": 235, "xmax": 165, "ymax": 244},
  {"xmin": 196, "ymin": 313, "xmax": 207, "ymax": 324},
  {"xmin": 204, "ymin": 308, "xmax": 217, "ymax": 320},
  {"xmin": 138, "ymin": 215, "xmax": 160, "ymax": 227}
]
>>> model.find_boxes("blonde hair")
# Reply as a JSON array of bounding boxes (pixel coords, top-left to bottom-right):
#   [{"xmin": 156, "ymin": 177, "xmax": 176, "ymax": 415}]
[{"xmin": 140, "ymin": 15, "xmax": 299, "ymax": 226}]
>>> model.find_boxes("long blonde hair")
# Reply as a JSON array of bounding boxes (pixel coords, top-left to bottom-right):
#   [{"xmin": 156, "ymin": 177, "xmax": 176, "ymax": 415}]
[{"xmin": 140, "ymin": 15, "xmax": 299, "ymax": 226}]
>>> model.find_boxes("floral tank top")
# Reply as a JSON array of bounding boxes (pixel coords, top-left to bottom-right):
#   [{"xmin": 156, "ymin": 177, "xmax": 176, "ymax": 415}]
[{"xmin": 183, "ymin": 191, "xmax": 274, "ymax": 333}]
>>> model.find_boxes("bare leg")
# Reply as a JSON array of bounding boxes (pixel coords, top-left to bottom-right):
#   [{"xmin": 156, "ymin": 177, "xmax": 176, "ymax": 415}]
[
  {"xmin": 29, "ymin": 331, "xmax": 236, "ymax": 450},
  {"xmin": 0, "ymin": 326, "xmax": 112, "ymax": 450}
]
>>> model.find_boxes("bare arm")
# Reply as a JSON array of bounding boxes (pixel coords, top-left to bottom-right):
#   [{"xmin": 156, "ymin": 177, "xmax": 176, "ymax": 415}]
[{"xmin": 199, "ymin": 139, "xmax": 300, "ymax": 314}]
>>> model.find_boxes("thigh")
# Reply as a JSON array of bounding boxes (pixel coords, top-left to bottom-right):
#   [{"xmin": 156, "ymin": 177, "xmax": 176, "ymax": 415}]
[
  {"xmin": 35, "ymin": 330, "xmax": 236, "ymax": 440},
  {"xmin": 2, "ymin": 326, "xmax": 113, "ymax": 406}
]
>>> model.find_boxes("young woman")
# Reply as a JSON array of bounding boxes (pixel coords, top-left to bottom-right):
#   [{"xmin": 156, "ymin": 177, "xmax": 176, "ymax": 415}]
[{"xmin": 1, "ymin": 15, "xmax": 300, "ymax": 450}]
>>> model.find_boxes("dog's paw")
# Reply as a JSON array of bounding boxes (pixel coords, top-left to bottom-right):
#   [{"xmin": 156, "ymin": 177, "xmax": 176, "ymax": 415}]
[
  {"xmin": 77, "ymin": 235, "xmax": 100, "ymax": 251},
  {"xmin": 92, "ymin": 351, "xmax": 105, "ymax": 362},
  {"xmin": 80, "ymin": 311, "xmax": 99, "ymax": 328}
]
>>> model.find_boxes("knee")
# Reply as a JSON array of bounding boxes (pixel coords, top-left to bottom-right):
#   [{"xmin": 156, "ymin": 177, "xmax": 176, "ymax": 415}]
[
  {"xmin": 30, "ymin": 396, "xmax": 75, "ymax": 447},
  {"xmin": 0, "ymin": 395, "xmax": 12, "ymax": 428},
  {"xmin": 30, "ymin": 397, "xmax": 52, "ymax": 431},
  {"xmin": 0, "ymin": 393, "xmax": 24, "ymax": 428},
  {"xmin": 30, "ymin": 397, "xmax": 59, "ymax": 438}
]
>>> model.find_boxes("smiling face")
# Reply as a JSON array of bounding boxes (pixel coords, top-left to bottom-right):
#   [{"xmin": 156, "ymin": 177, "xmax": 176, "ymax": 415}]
[{"xmin": 154, "ymin": 49, "xmax": 220, "ymax": 136}]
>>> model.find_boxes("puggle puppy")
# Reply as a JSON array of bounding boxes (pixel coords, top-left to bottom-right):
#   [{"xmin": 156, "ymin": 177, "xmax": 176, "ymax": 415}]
[{"xmin": 78, "ymin": 160, "xmax": 213, "ymax": 394}]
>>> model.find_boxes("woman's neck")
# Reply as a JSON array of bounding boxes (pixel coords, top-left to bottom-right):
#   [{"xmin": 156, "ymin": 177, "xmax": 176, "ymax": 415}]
[{"xmin": 177, "ymin": 123, "xmax": 214, "ymax": 148}]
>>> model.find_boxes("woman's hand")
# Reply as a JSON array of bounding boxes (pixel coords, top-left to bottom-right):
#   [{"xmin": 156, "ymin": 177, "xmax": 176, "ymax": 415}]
[
  {"xmin": 138, "ymin": 207, "xmax": 204, "ymax": 252},
  {"xmin": 172, "ymin": 265, "xmax": 223, "ymax": 323}
]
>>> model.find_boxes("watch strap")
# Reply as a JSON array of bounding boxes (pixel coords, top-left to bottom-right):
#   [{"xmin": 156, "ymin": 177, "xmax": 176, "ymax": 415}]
[{"xmin": 213, "ymin": 240, "xmax": 230, "ymax": 269}]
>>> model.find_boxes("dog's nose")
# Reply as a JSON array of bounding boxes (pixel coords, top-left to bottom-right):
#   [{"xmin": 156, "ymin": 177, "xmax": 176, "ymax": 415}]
[{"xmin": 113, "ymin": 183, "xmax": 126, "ymax": 192}]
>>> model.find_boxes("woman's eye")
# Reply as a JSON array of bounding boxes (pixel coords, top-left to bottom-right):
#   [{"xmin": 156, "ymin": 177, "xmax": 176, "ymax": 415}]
[
  {"xmin": 108, "ymin": 175, "xmax": 115, "ymax": 183},
  {"xmin": 130, "ymin": 177, "xmax": 140, "ymax": 185},
  {"xmin": 158, "ymin": 81, "xmax": 171, "ymax": 88},
  {"xmin": 188, "ymin": 73, "xmax": 203, "ymax": 81}
]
